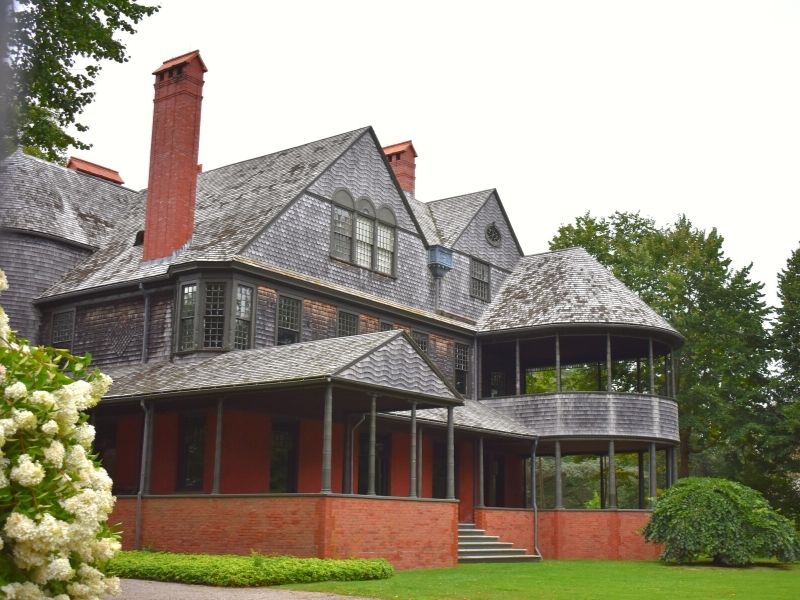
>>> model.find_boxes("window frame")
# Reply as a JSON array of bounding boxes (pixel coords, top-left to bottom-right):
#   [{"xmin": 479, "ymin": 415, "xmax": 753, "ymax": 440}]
[
  {"xmin": 454, "ymin": 342, "xmax": 470, "ymax": 395},
  {"xmin": 232, "ymin": 283, "xmax": 255, "ymax": 351},
  {"xmin": 411, "ymin": 330, "xmax": 429, "ymax": 355},
  {"xmin": 51, "ymin": 308, "xmax": 75, "ymax": 350},
  {"xmin": 329, "ymin": 188, "xmax": 397, "ymax": 277},
  {"xmin": 337, "ymin": 310, "xmax": 359, "ymax": 337},
  {"xmin": 276, "ymin": 294, "xmax": 303, "ymax": 346},
  {"xmin": 176, "ymin": 411, "xmax": 207, "ymax": 492},
  {"xmin": 470, "ymin": 257, "xmax": 491, "ymax": 302}
]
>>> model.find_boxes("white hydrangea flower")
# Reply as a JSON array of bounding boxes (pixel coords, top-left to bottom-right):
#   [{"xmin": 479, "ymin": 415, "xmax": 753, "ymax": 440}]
[
  {"xmin": 0, "ymin": 417, "xmax": 18, "ymax": 438},
  {"xmin": 91, "ymin": 536, "xmax": 121, "ymax": 561},
  {"xmin": 73, "ymin": 422, "xmax": 95, "ymax": 449},
  {"xmin": 90, "ymin": 373, "xmax": 113, "ymax": 404},
  {"xmin": 0, "ymin": 307, "xmax": 10, "ymax": 346},
  {"xmin": 33, "ymin": 556, "xmax": 74, "ymax": 583},
  {"xmin": 64, "ymin": 444, "xmax": 88, "ymax": 472},
  {"xmin": 89, "ymin": 466, "xmax": 113, "ymax": 493},
  {"xmin": 43, "ymin": 440, "xmax": 66, "ymax": 468},
  {"xmin": 4, "ymin": 381, "xmax": 28, "ymax": 401},
  {"xmin": 55, "ymin": 380, "xmax": 93, "ymax": 411},
  {"xmin": 0, "ymin": 458, "xmax": 10, "ymax": 487},
  {"xmin": 12, "ymin": 409, "xmax": 37, "ymax": 431},
  {"xmin": 0, "ymin": 269, "xmax": 7, "ymax": 292},
  {"xmin": 1, "ymin": 581, "xmax": 44, "ymax": 600},
  {"xmin": 40, "ymin": 419, "xmax": 59, "ymax": 436},
  {"xmin": 29, "ymin": 390, "xmax": 56, "ymax": 409},
  {"xmin": 10, "ymin": 455, "xmax": 45, "ymax": 487}
]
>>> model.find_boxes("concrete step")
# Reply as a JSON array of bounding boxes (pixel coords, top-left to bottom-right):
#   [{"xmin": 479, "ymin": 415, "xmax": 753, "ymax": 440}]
[
  {"xmin": 458, "ymin": 523, "xmax": 476, "ymax": 529},
  {"xmin": 457, "ymin": 528, "xmax": 488, "ymax": 536},
  {"xmin": 459, "ymin": 547, "xmax": 528, "ymax": 557},
  {"xmin": 458, "ymin": 541, "xmax": 514, "ymax": 550},
  {"xmin": 458, "ymin": 554, "xmax": 541, "ymax": 564},
  {"xmin": 455, "ymin": 521, "xmax": 540, "ymax": 564}
]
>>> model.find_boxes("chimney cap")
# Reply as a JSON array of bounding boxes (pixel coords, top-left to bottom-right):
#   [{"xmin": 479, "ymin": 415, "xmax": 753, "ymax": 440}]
[
  {"xmin": 383, "ymin": 140, "xmax": 417, "ymax": 158},
  {"xmin": 66, "ymin": 156, "xmax": 124, "ymax": 184},
  {"xmin": 153, "ymin": 50, "xmax": 207, "ymax": 75}
]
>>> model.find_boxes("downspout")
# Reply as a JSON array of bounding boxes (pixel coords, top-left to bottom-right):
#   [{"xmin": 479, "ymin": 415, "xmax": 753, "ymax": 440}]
[
  {"xmin": 134, "ymin": 399, "xmax": 152, "ymax": 549},
  {"xmin": 532, "ymin": 437, "xmax": 541, "ymax": 558},
  {"xmin": 139, "ymin": 283, "xmax": 152, "ymax": 364}
]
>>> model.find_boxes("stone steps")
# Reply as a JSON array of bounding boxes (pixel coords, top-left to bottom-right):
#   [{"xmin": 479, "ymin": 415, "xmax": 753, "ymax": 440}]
[{"xmin": 457, "ymin": 522, "xmax": 541, "ymax": 564}]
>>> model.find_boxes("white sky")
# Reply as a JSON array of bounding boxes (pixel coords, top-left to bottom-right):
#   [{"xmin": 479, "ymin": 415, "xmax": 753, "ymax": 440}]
[{"xmin": 73, "ymin": 0, "xmax": 800, "ymax": 309}]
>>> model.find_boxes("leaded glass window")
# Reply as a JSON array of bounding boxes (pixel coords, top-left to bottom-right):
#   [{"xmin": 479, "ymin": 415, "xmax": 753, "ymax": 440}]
[
  {"xmin": 277, "ymin": 296, "xmax": 301, "ymax": 345},
  {"xmin": 355, "ymin": 215, "xmax": 374, "ymax": 267},
  {"xmin": 178, "ymin": 283, "xmax": 197, "ymax": 351},
  {"xmin": 376, "ymin": 222, "xmax": 395, "ymax": 275},
  {"xmin": 455, "ymin": 343, "xmax": 470, "ymax": 394},
  {"xmin": 203, "ymin": 283, "xmax": 226, "ymax": 348},
  {"xmin": 331, "ymin": 206, "xmax": 353, "ymax": 261},
  {"xmin": 412, "ymin": 331, "xmax": 429, "ymax": 354},
  {"xmin": 234, "ymin": 285, "xmax": 253, "ymax": 350},
  {"xmin": 51, "ymin": 311, "xmax": 74, "ymax": 349},
  {"xmin": 380, "ymin": 322, "xmax": 393, "ymax": 332},
  {"xmin": 337, "ymin": 311, "xmax": 358, "ymax": 337},
  {"xmin": 470, "ymin": 258, "xmax": 491, "ymax": 302}
]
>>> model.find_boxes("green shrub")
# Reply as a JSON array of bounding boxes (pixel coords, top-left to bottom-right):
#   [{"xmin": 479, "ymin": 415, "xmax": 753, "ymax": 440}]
[
  {"xmin": 108, "ymin": 550, "xmax": 394, "ymax": 586},
  {"xmin": 643, "ymin": 477, "xmax": 800, "ymax": 566}
]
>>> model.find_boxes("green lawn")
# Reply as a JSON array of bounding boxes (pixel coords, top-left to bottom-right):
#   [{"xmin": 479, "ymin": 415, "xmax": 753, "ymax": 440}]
[{"xmin": 284, "ymin": 560, "xmax": 800, "ymax": 600}]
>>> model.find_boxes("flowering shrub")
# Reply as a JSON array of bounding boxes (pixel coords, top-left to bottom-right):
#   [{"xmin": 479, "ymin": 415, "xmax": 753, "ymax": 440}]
[{"xmin": 0, "ymin": 270, "xmax": 120, "ymax": 599}]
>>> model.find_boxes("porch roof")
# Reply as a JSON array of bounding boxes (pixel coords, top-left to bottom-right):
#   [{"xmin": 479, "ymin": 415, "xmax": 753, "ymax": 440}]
[{"xmin": 103, "ymin": 330, "xmax": 461, "ymax": 405}]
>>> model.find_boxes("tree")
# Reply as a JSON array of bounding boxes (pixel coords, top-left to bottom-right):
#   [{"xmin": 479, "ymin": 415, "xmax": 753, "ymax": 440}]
[
  {"xmin": 1, "ymin": 270, "xmax": 120, "ymax": 598},
  {"xmin": 643, "ymin": 477, "xmax": 799, "ymax": 566},
  {"xmin": 2, "ymin": 0, "xmax": 158, "ymax": 162},
  {"xmin": 550, "ymin": 213, "xmax": 772, "ymax": 482}
]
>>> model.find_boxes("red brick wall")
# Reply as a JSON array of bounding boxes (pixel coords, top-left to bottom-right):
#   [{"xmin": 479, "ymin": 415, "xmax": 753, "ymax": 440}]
[
  {"xmin": 111, "ymin": 495, "xmax": 458, "ymax": 569},
  {"xmin": 359, "ymin": 314, "xmax": 380, "ymax": 334},
  {"xmin": 475, "ymin": 508, "xmax": 661, "ymax": 559}
]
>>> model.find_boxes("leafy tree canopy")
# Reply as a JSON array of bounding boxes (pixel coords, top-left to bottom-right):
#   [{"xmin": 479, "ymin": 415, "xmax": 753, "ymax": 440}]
[
  {"xmin": 2, "ymin": 0, "xmax": 158, "ymax": 162},
  {"xmin": 644, "ymin": 477, "xmax": 799, "ymax": 566}
]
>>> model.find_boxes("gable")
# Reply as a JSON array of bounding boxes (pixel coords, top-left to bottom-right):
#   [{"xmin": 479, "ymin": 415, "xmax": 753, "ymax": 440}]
[{"xmin": 452, "ymin": 191, "xmax": 521, "ymax": 271}]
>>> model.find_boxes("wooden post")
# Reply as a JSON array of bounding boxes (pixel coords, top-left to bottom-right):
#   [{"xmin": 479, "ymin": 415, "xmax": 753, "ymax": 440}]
[
  {"xmin": 648, "ymin": 338, "xmax": 655, "ymax": 394},
  {"xmin": 554, "ymin": 440, "xmax": 563, "ymax": 509},
  {"xmin": 409, "ymin": 402, "xmax": 417, "ymax": 498},
  {"xmin": 212, "ymin": 398, "xmax": 224, "ymax": 494},
  {"xmin": 555, "ymin": 333, "xmax": 562, "ymax": 392},
  {"xmin": 321, "ymin": 384, "xmax": 333, "ymax": 494},
  {"xmin": 606, "ymin": 333, "xmax": 613, "ymax": 392},
  {"xmin": 608, "ymin": 440, "xmax": 617, "ymax": 509},
  {"xmin": 648, "ymin": 442, "xmax": 657, "ymax": 506},
  {"xmin": 446, "ymin": 406, "xmax": 455, "ymax": 500},
  {"xmin": 368, "ymin": 394, "xmax": 377, "ymax": 496}
]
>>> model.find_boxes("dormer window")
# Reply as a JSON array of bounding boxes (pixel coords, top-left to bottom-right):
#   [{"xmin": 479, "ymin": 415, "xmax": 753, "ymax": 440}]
[
  {"xmin": 330, "ymin": 189, "xmax": 396, "ymax": 276},
  {"xmin": 176, "ymin": 278, "xmax": 254, "ymax": 352}
]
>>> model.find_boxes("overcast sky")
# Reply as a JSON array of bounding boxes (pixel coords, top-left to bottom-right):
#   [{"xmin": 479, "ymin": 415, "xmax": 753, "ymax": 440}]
[{"xmin": 72, "ymin": 0, "xmax": 800, "ymax": 309}]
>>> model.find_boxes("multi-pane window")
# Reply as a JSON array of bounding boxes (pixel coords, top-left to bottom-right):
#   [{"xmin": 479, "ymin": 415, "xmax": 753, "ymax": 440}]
[
  {"xmin": 454, "ymin": 343, "xmax": 470, "ymax": 394},
  {"xmin": 277, "ymin": 296, "xmax": 301, "ymax": 345},
  {"xmin": 51, "ymin": 311, "xmax": 74, "ymax": 349},
  {"xmin": 380, "ymin": 322, "xmax": 394, "ymax": 332},
  {"xmin": 177, "ymin": 413, "xmax": 206, "ymax": 491},
  {"xmin": 376, "ymin": 222, "xmax": 395, "ymax": 275},
  {"xmin": 203, "ymin": 283, "xmax": 226, "ymax": 348},
  {"xmin": 178, "ymin": 284, "xmax": 197, "ymax": 351},
  {"xmin": 233, "ymin": 285, "xmax": 253, "ymax": 350},
  {"xmin": 331, "ymin": 206, "xmax": 353, "ymax": 261},
  {"xmin": 470, "ymin": 258, "xmax": 491, "ymax": 302},
  {"xmin": 337, "ymin": 311, "xmax": 359, "ymax": 337},
  {"xmin": 411, "ymin": 331, "xmax": 429, "ymax": 354},
  {"xmin": 330, "ymin": 189, "xmax": 396, "ymax": 275},
  {"xmin": 354, "ymin": 215, "xmax": 374, "ymax": 268}
]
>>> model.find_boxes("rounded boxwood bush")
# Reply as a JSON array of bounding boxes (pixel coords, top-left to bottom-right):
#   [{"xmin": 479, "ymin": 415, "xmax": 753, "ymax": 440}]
[{"xmin": 644, "ymin": 477, "xmax": 799, "ymax": 566}]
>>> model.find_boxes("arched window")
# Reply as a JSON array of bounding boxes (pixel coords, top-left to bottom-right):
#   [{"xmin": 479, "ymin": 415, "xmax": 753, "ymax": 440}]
[{"xmin": 329, "ymin": 190, "xmax": 396, "ymax": 276}]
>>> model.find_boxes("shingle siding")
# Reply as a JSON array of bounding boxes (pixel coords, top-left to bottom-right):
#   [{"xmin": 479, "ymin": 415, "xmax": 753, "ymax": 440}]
[
  {"xmin": 0, "ymin": 231, "xmax": 91, "ymax": 341},
  {"xmin": 72, "ymin": 298, "xmax": 145, "ymax": 367},
  {"xmin": 451, "ymin": 192, "xmax": 521, "ymax": 271}
]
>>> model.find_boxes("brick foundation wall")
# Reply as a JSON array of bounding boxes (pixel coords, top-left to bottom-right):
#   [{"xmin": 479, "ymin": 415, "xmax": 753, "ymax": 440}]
[
  {"xmin": 111, "ymin": 495, "xmax": 458, "ymax": 569},
  {"xmin": 475, "ymin": 508, "xmax": 661, "ymax": 560}
]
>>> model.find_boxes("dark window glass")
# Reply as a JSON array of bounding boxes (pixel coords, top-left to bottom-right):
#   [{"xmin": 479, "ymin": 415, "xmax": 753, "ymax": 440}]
[
  {"xmin": 178, "ymin": 284, "xmax": 197, "ymax": 351},
  {"xmin": 234, "ymin": 285, "xmax": 253, "ymax": 350},
  {"xmin": 454, "ymin": 343, "xmax": 470, "ymax": 394},
  {"xmin": 277, "ymin": 296, "xmax": 301, "ymax": 345},
  {"xmin": 411, "ymin": 331, "xmax": 429, "ymax": 354},
  {"xmin": 332, "ymin": 206, "xmax": 353, "ymax": 261},
  {"xmin": 51, "ymin": 311, "xmax": 73, "ymax": 349},
  {"xmin": 203, "ymin": 283, "xmax": 226, "ymax": 348},
  {"xmin": 490, "ymin": 371, "xmax": 507, "ymax": 397},
  {"xmin": 470, "ymin": 258, "xmax": 491, "ymax": 301},
  {"xmin": 270, "ymin": 422, "xmax": 298, "ymax": 493},
  {"xmin": 380, "ymin": 322, "xmax": 393, "ymax": 332},
  {"xmin": 177, "ymin": 413, "xmax": 206, "ymax": 491},
  {"xmin": 375, "ymin": 222, "xmax": 395, "ymax": 275},
  {"xmin": 358, "ymin": 433, "xmax": 390, "ymax": 496},
  {"xmin": 337, "ymin": 311, "xmax": 359, "ymax": 337}
]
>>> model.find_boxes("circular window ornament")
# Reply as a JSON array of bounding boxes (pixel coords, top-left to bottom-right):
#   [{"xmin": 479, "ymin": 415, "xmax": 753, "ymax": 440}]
[{"xmin": 485, "ymin": 222, "xmax": 502, "ymax": 247}]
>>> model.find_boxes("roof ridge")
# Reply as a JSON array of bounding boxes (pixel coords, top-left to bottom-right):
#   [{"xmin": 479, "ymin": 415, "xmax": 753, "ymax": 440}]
[{"xmin": 424, "ymin": 188, "xmax": 495, "ymax": 205}]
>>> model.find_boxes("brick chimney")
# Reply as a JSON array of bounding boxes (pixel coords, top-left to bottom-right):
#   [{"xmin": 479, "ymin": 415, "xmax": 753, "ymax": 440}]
[
  {"xmin": 383, "ymin": 141, "xmax": 417, "ymax": 196},
  {"xmin": 142, "ymin": 50, "xmax": 207, "ymax": 261}
]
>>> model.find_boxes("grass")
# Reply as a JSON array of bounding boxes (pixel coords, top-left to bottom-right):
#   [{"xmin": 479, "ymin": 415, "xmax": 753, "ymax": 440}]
[
  {"xmin": 284, "ymin": 560, "xmax": 800, "ymax": 599},
  {"xmin": 108, "ymin": 550, "xmax": 393, "ymax": 587}
]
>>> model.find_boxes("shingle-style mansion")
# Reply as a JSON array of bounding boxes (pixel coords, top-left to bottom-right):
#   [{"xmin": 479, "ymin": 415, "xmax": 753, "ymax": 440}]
[{"xmin": 0, "ymin": 51, "xmax": 683, "ymax": 569}]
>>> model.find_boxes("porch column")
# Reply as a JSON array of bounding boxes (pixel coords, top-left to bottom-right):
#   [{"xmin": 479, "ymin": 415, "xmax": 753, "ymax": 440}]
[
  {"xmin": 555, "ymin": 333, "xmax": 562, "ymax": 392},
  {"xmin": 321, "ymin": 383, "xmax": 333, "ymax": 494},
  {"xmin": 477, "ymin": 436, "xmax": 485, "ymax": 507},
  {"xmin": 648, "ymin": 442, "xmax": 657, "ymax": 506},
  {"xmin": 515, "ymin": 338, "xmax": 521, "ymax": 396},
  {"xmin": 606, "ymin": 333, "xmax": 612, "ymax": 392},
  {"xmin": 607, "ymin": 440, "xmax": 617, "ymax": 509},
  {"xmin": 446, "ymin": 406, "xmax": 455, "ymax": 500},
  {"xmin": 368, "ymin": 394, "xmax": 377, "ymax": 496},
  {"xmin": 212, "ymin": 398, "xmax": 224, "ymax": 494},
  {"xmin": 554, "ymin": 440, "xmax": 563, "ymax": 509},
  {"xmin": 637, "ymin": 451, "xmax": 645, "ymax": 509},
  {"xmin": 409, "ymin": 402, "xmax": 417, "ymax": 498},
  {"xmin": 140, "ymin": 402, "xmax": 154, "ymax": 495},
  {"xmin": 648, "ymin": 338, "xmax": 655, "ymax": 394}
]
